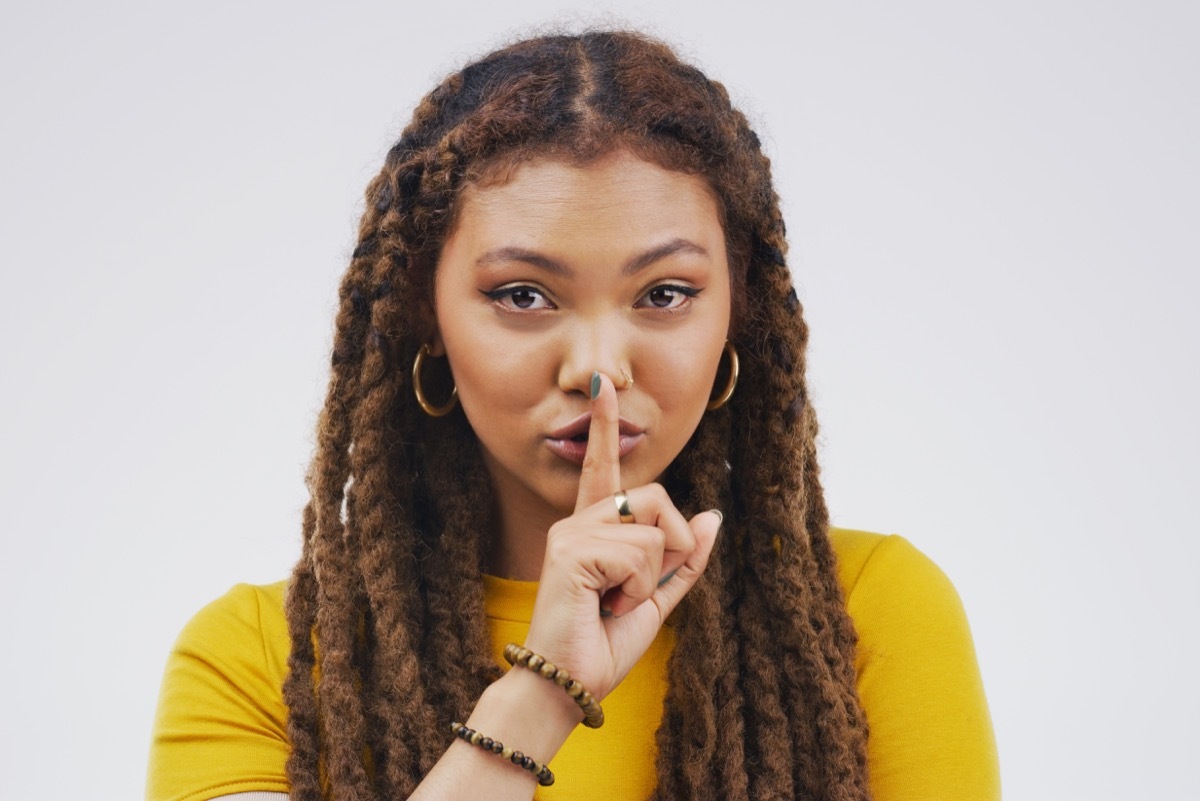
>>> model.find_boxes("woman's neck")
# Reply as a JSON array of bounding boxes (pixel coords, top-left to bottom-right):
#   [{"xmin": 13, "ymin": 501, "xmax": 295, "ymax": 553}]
[{"xmin": 483, "ymin": 469, "xmax": 567, "ymax": 581}]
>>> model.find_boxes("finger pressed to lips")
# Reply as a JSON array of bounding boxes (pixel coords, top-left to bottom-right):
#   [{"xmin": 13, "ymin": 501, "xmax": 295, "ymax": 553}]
[
  {"xmin": 575, "ymin": 373, "xmax": 623, "ymax": 512},
  {"xmin": 544, "ymin": 413, "xmax": 645, "ymax": 467},
  {"xmin": 566, "ymin": 371, "xmax": 701, "ymax": 615}
]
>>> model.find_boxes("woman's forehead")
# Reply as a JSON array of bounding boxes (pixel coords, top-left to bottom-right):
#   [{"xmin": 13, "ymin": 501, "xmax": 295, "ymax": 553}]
[{"xmin": 448, "ymin": 153, "xmax": 721, "ymax": 255}]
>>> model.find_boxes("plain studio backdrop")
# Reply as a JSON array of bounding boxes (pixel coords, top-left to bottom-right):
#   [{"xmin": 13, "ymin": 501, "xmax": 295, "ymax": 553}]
[{"xmin": 1, "ymin": 1, "xmax": 1196, "ymax": 799}]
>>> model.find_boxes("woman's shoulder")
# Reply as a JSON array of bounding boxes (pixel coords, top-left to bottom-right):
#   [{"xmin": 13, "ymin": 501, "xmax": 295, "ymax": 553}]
[
  {"xmin": 827, "ymin": 526, "xmax": 975, "ymax": 663},
  {"xmin": 828, "ymin": 527, "xmax": 1000, "ymax": 799},
  {"xmin": 185, "ymin": 579, "xmax": 289, "ymax": 618},
  {"xmin": 827, "ymin": 526, "xmax": 957, "ymax": 605},
  {"xmin": 173, "ymin": 580, "xmax": 290, "ymax": 664},
  {"xmin": 148, "ymin": 581, "xmax": 293, "ymax": 801},
  {"xmin": 159, "ymin": 579, "xmax": 291, "ymax": 715}
]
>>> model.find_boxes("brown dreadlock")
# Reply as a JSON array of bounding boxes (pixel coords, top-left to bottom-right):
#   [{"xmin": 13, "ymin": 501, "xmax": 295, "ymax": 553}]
[{"xmin": 283, "ymin": 30, "xmax": 871, "ymax": 801}]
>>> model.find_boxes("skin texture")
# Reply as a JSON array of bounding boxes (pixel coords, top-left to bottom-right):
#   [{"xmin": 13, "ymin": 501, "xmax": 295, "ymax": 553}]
[{"xmin": 433, "ymin": 151, "xmax": 731, "ymax": 581}]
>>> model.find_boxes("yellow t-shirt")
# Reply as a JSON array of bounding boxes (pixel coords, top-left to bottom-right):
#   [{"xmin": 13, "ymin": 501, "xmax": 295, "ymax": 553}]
[{"xmin": 146, "ymin": 529, "xmax": 1000, "ymax": 800}]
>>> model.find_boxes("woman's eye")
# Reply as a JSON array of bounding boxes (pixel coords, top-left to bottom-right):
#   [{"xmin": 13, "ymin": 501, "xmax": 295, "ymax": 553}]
[
  {"xmin": 483, "ymin": 285, "xmax": 554, "ymax": 311},
  {"xmin": 638, "ymin": 284, "xmax": 700, "ymax": 310}
]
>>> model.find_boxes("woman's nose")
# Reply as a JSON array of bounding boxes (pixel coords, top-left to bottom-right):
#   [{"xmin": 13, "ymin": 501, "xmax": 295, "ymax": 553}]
[{"xmin": 556, "ymin": 322, "xmax": 633, "ymax": 396}]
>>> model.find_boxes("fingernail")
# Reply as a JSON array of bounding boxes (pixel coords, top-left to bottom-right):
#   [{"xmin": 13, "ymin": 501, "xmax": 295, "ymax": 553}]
[
  {"xmin": 599, "ymin": 606, "xmax": 613, "ymax": 618},
  {"xmin": 590, "ymin": 371, "xmax": 601, "ymax": 399},
  {"xmin": 710, "ymin": 509, "xmax": 724, "ymax": 525},
  {"xmin": 657, "ymin": 569, "xmax": 678, "ymax": 587}
]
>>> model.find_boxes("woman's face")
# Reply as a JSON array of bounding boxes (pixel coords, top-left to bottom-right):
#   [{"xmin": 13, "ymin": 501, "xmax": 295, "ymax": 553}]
[{"xmin": 433, "ymin": 150, "xmax": 732, "ymax": 518}]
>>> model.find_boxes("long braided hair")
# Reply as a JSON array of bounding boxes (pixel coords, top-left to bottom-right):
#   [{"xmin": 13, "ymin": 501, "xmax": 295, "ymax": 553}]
[{"xmin": 283, "ymin": 30, "xmax": 871, "ymax": 801}]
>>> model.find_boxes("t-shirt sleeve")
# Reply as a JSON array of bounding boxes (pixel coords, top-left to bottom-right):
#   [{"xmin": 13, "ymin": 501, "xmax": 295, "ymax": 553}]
[
  {"xmin": 846, "ymin": 535, "xmax": 1001, "ymax": 801},
  {"xmin": 146, "ymin": 583, "xmax": 292, "ymax": 801}
]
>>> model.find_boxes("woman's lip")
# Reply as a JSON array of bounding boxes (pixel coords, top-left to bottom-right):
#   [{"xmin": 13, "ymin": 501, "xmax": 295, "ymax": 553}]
[
  {"xmin": 547, "ymin": 412, "xmax": 644, "ymax": 439},
  {"xmin": 545, "ymin": 432, "xmax": 645, "ymax": 465}
]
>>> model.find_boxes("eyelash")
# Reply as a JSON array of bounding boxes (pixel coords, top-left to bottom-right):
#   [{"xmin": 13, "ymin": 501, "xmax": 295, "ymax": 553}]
[
  {"xmin": 481, "ymin": 284, "xmax": 702, "ymax": 313},
  {"xmin": 481, "ymin": 285, "xmax": 553, "ymax": 311},
  {"xmin": 639, "ymin": 284, "xmax": 701, "ymax": 311}
]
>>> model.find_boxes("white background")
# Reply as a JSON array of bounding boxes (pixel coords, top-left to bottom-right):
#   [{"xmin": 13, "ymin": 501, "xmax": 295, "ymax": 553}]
[{"xmin": 1, "ymin": 1, "xmax": 1196, "ymax": 799}]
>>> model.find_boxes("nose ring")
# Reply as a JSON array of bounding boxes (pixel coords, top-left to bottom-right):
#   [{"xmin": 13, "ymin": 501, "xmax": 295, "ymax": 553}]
[{"xmin": 619, "ymin": 368, "xmax": 634, "ymax": 390}]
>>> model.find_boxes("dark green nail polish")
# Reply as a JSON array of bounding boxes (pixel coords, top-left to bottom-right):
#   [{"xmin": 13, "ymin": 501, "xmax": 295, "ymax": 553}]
[
  {"xmin": 711, "ymin": 509, "xmax": 724, "ymax": 524},
  {"xmin": 590, "ymin": 371, "xmax": 601, "ymax": 399},
  {"xmin": 599, "ymin": 606, "xmax": 613, "ymax": 618},
  {"xmin": 657, "ymin": 569, "xmax": 678, "ymax": 587}
]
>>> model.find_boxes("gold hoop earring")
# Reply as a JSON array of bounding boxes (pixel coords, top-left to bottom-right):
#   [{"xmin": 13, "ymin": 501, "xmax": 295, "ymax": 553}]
[
  {"xmin": 413, "ymin": 344, "xmax": 458, "ymax": 417},
  {"xmin": 706, "ymin": 341, "xmax": 739, "ymax": 411}
]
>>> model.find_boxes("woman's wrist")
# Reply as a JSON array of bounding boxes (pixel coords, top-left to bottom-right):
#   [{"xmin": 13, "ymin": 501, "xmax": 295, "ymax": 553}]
[
  {"xmin": 461, "ymin": 664, "xmax": 584, "ymax": 768},
  {"xmin": 411, "ymin": 668, "xmax": 584, "ymax": 800}
]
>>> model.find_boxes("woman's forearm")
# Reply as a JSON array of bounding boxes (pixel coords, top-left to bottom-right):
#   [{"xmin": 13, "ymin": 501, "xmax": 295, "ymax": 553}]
[{"xmin": 408, "ymin": 668, "xmax": 583, "ymax": 800}]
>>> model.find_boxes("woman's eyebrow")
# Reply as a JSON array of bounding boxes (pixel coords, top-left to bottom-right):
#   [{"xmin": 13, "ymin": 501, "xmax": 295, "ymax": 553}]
[
  {"xmin": 476, "ymin": 247, "xmax": 570, "ymax": 276},
  {"xmin": 475, "ymin": 238, "xmax": 709, "ymax": 278},
  {"xmin": 622, "ymin": 238, "xmax": 708, "ymax": 276}
]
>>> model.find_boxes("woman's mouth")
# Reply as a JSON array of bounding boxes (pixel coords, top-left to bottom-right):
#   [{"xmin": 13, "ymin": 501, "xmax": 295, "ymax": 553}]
[{"xmin": 544, "ymin": 414, "xmax": 645, "ymax": 465}]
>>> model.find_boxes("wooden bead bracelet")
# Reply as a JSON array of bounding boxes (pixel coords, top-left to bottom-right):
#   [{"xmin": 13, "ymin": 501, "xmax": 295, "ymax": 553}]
[
  {"xmin": 503, "ymin": 643, "xmax": 605, "ymax": 728},
  {"xmin": 450, "ymin": 721, "xmax": 555, "ymax": 786}
]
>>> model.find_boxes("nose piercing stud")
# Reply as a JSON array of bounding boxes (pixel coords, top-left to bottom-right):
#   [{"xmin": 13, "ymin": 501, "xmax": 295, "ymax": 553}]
[{"xmin": 620, "ymin": 368, "xmax": 634, "ymax": 389}]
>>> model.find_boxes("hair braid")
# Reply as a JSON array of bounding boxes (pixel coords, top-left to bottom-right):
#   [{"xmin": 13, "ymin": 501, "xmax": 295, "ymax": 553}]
[
  {"xmin": 282, "ymin": 505, "xmax": 322, "ymax": 801},
  {"xmin": 304, "ymin": 430, "xmax": 366, "ymax": 786},
  {"xmin": 654, "ymin": 416, "xmax": 752, "ymax": 801},
  {"xmin": 418, "ymin": 426, "xmax": 501, "ymax": 718},
  {"xmin": 345, "ymin": 257, "xmax": 440, "ymax": 796},
  {"xmin": 309, "ymin": 396, "xmax": 372, "ymax": 798},
  {"xmin": 283, "ymin": 232, "xmax": 381, "ymax": 799},
  {"xmin": 284, "ymin": 30, "xmax": 872, "ymax": 800}
]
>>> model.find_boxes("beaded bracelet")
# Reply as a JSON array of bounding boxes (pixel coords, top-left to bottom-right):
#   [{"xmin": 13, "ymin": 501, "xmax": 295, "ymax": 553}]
[
  {"xmin": 503, "ymin": 643, "xmax": 605, "ymax": 728},
  {"xmin": 450, "ymin": 721, "xmax": 554, "ymax": 786}
]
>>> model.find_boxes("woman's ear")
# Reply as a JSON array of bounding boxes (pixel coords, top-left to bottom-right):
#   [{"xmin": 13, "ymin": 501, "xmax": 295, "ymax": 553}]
[
  {"xmin": 428, "ymin": 329, "xmax": 446, "ymax": 357},
  {"xmin": 421, "ymin": 294, "xmax": 447, "ymax": 356}
]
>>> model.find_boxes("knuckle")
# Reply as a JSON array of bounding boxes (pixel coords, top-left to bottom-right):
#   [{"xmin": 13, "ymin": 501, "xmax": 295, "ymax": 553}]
[
  {"xmin": 543, "ymin": 540, "xmax": 566, "ymax": 566},
  {"xmin": 544, "ymin": 524, "xmax": 575, "ymax": 555},
  {"xmin": 650, "ymin": 526, "xmax": 667, "ymax": 550},
  {"xmin": 647, "ymin": 482, "xmax": 670, "ymax": 503},
  {"xmin": 628, "ymin": 548, "xmax": 650, "ymax": 573}
]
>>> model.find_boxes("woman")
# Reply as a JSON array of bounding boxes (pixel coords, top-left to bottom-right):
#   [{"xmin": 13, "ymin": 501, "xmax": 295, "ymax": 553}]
[{"xmin": 148, "ymin": 31, "xmax": 999, "ymax": 801}]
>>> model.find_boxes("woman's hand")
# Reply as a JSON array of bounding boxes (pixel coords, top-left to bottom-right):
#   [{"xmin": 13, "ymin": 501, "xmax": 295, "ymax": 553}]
[
  {"xmin": 415, "ymin": 375, "xmax": 719, "ymax": 798},
  {"xmin": 523, "ymin": 373, "xmax": 722, "ymax": 702}
]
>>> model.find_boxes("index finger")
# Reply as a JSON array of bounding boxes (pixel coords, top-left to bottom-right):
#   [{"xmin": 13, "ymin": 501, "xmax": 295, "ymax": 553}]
[{"xmin": 575, "ymin": 371, "xmax": 622, "ymax": 513}]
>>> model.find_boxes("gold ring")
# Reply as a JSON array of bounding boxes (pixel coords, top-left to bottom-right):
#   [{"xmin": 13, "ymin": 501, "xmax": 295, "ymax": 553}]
[{"xmin": 613, "ymin": 490, "xmax": 634, "ymax": 524}]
